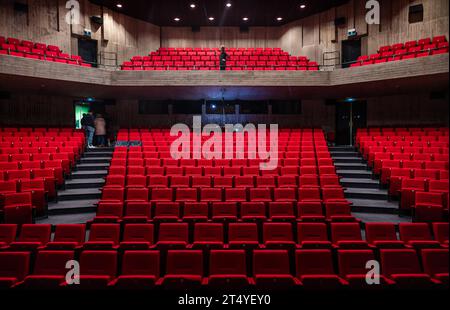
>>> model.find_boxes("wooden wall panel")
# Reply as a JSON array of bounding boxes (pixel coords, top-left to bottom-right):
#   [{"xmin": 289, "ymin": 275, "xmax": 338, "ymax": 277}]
[
  {"xmin": 367, "ymin": 93, "xmax": 449, "ymax": 127},
  {"xmin": 281, "ymin": 0, "xmax": 449, "ymax": 62},
  {"xmin": 160, "ymin": 27, "xmax": 279, "ymax": 49},
  {"xmin": 0, "ymin": 93, "xmax": 74, "ymax": 127},
  {"xmin": 0, "ymin": 0, "xmax": 160, "ymax": 66}
]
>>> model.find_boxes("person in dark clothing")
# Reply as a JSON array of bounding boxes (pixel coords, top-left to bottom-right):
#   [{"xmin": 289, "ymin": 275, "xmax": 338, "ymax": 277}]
[
  {"xmin": 82, "ymin": 111, "xmax": 96, "ymax": 148},
  {"xmin": 219, "ymin": 46, "xmax": 228, "ymax": 71}
]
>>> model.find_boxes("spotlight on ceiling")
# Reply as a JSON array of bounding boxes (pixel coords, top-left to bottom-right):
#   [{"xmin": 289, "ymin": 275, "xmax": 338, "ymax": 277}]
[
  {"xmin": 209, "ymin": 17, "xmax": 215, "ymax": 21},
  {"xmin": 226, "ymin": 3, "xmax": 232, "ymax": 8},
  {"xmin": 276, "ymin": 17, "xmax": 283, "ymax": 21},
  {"xmin": 190, "ymin": 3, "xmax": 196, "ymax": 9},
  {"xmin": 300, "ymin": 4, "xmax": 306, "ymax": 9},
  {"xmin": 116, "ymin": 3, "xmax": 122, "ymax": 8},
  {"xmin": 242, "ymin": 17, "xmax": 249, "ymax": 21},
  {"xmin": 174, "ymin": 17, "xmax": 181, "ymax": 22}
]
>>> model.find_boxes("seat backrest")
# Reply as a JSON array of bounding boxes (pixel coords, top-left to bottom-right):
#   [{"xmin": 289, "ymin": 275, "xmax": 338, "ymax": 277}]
[
  {"xmin": 399, "ymin": 223, "xmax": 432, "ymax": 241},
  {"xmin": 33, "ymin": 251, "xmax": 74, "ymax": 275},
  {"xmin": 80, "ymin": 251, "xmax": 117, "ymax": 277},
  {"xmin": 296, "ymin": 249, "xmax": 335, "ymax": 276},
  {"xmin": 122, "ymin": 224, "xmax": 154, "ymax": 243},
  {"xmin": 158, "ymin": 223, "xmax": 188, "ymax": 242},
  {"xmin": 53, "ymin": 224, "xmax": 86, "ymax": 244},
  {"xmin": 253, "ymin": 250, "xmax": 291, "ymax": 275},
  {"xmin": 0, "ymin": 252, "xmax": 30, "ymax": 280},
  {"xmin": 193, "ymin": 223, "xmax": 224, "ymax": 242},
  {"xmin": 88, "ymin": 224, "xmax": 120, "ymax": 244},
  {"xmin": 121, "ymin": 250, "xmax": 159, "ymax": 277},
  {"xmin": 18, "ymin": 224, "xmax": 52, "ymax": 244},
  {"xmin": 166, "ymin": 250, "xmax": 203, "ymax": 276},
  {"xmin": 331, "ymin": 223, "xmax": 362, "ymax": 243},
  {"xmin": 338, "ymin": 249, "xmax": 375, "ymax": 277},
  {"xmin": 381, "ymin": 249, "xmax": 422, "ymax": 276},
  {"xmin": 297, "ymin": 223, "xmax": 328, "ymax": 242},
  {"xmin": 263, "ymin": 222, "xmax": 293, "ymax": 242},
  {"xmin": 209, "ymin": 250, "xmax": 247, "ymax": 276},
  {"xmin": 228, "ymin": 223, "xmax": 258, "ymax": 242},
  {"xmin": 365, "ymin": 222, "xmax": 398, "ymax": 243}
]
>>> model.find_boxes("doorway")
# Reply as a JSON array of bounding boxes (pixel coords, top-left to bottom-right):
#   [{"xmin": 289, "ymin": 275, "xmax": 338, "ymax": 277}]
[
  {"xmin": 341, "ymin": 39, "xmax": 361, "ymax": 68},
  {"xmin": 73, "ymin": 102, "xmax": 91, "ymax": 129},
  {"xmin": 335, "ymin": 100, "xmax": 367, "ymax": 145},
  {"xmin": 78, "ymin": 38, "xmax": 98, "ymax": 67}
]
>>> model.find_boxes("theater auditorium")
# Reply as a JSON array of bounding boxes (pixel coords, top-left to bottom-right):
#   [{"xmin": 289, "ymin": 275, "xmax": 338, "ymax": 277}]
[{"xmin": 0, "ymin": 0, "xmax": 448, "ymax": 306}]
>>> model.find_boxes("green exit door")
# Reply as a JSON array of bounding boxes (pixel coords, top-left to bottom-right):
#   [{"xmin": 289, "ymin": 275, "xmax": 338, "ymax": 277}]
[{"xmin": 74, "ymin": 102, "xmax": 91, "ymax": 129}]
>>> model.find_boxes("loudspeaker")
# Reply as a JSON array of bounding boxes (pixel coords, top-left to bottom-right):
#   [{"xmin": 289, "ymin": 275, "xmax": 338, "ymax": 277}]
[
  {"xmin": 240, "ymin": 26, "xmax": 249, "ymax": 33},
  {"xmin": 90, "ymin": 16, "xmax": 103, "ymax": 25},
  {"xmin": 192, "ymin": 26, "xmax": 200, "ymax": 33},
  {"xmin": 334, "ymin": 17, "xmax": 346, "ymax": 26},
  {"xmin": 13, "ymin": 2, "xmax": 28, "ymax": 13}
]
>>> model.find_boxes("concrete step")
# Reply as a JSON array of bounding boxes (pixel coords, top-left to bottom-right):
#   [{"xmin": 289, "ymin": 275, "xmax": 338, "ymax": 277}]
[
  {"xmin": 47, "ymin": 199, "xmax": 98, "ymax": 215},
  {"xmin": 340, "ymin": 178, "xmax": 380, "ymax": 189},
  {"xmin": 345, "ymin": 188, "xmax": 388, "ymax": 200},
  {"xmin": 333, "ymin": 157, "xmax": 365, "ymax": 164},
  {"xmin": 83, "ymin": 151, "xmax": 114, "ymax": 158},
  {"xmin": 65, "ymin": 178, "xmax": 105, "ymax": 189},
  {"xmin": 352, "ymin": 212, "xmax": 412, "ymax": 224},
  {"xmin": 80, "ymin": 157, "xmax": 112, "ymax": 164},
  {"xmin": 336, "ymin": 170, "xmax": 373, "ymax": 179},
  {"xmin": 71, "ymin": 170, "xmax": 108, "ymax": 179},
  {"xmin": 57, "ymin": 188, "xmax": 102, "ymax": 201},
  {"xmin": 329, "ymin": 146, "xmax": 355, "ymax": 151},
  {"xmin": 76, "ymin": 163, "xmax": 110, "ymax": 171},
  {"xmin": 37, "ymin": 212, "xmax": 96, "ymax": 224},
  {"xmin": 331, "ymin": 151, "xmax": 361, "ymax": 157},
  {"xmin": 349, "ymin": 198, "xmax": 399, "ymax": 214},
  {"xmin": 85, "ymin": 147, "xmax": 115, "ymax": 153},
  {"xmin": 334, "ymin": 163, "xmax": 368, "ymax": 171}
]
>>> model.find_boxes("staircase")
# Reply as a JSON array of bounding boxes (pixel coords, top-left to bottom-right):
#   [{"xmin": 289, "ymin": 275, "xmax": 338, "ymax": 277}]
[
  {"xmin": 40, "ymin": 147, "xmax": 113, "ymax": 224},
  {"xmin": 331, "ymin": 146, "xmax": 399, "ymax": 214}
]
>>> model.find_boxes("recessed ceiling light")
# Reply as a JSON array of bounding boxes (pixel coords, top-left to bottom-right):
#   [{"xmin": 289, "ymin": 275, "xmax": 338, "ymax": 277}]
[
  {"xmin": 243, "ymin": 17, "xmax": 249, "ymax": 21},
  {"xmin": 226, "ymin": 3, "xmax": 232, "ymax": 8},
  {"xmin": 190, "ymin": 3, "xmax": 196, "ymax": 8},
  {"xmin": 116, "ymin": 3, "xmax": 122, "ymax": 8},
  {"xmin": 209, "ymin": 17, "xmax": 215, "ymax": 21},
  {"xmin": 174, "ymin": 17, "xmax": 181, "ymax": 22},
  {"xmin": 276, "ymin": 17, "xmax": 283, "ymax": 21},
  {"xmin": 300, "ymin": 4, "xmax": 306, "ymax": 9}
]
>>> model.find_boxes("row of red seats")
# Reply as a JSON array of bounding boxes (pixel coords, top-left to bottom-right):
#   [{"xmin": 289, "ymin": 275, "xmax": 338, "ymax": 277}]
[
  {"xmin": 1, "ymin": 247, "xmax": 446, "ymax": 289},
  {"xmin": 0, "ymin": 158, "xmax": 71, "ymax": 178},
  {"xmin": 105, "ymin": 174, "xmax": 341, "ymax": 189},
  {"xmin": 98, "ymin": 186, "xmax": 348, "ymax": 204},
  {"xmin": 122, "ymin": 47, "xmax": 318, "ymax": 71},
  {"xmin": 377, "ymin": 36, "xmax": 448, "ymax": 53},
  {"xmin": 365, "ymin": 148, "xmax": 448, "ymax": 167},
  {"xmin": 350, "ymin": 35, "xmax": 448, "ymax": 67},
  {"xmin": 93, "ymin": 200, "xmax": 355, "ymax": 224},
  {"xmin": 127, "ymin": 57, "xmax": 312, "ymax": 63},
  {"xmin": 355, "ymin": 127, "xmax": 449, "ymax": 221},
  {"xmin": 108, "ymin": 165, "xmax": 338, "ymax": 177},
  {"xmin": 0, "ymin": 181, "xmax": 47, "ymax": 217},
  {"xmin": 122, "ymin": 66, "xmax": 319, "ymax": 71},
  {"xmin": 0, "ymin": 36, "xmax": 91, "ymax": 67},
  {"xmin": 350, "ymin": 47, "xmax": 448, "ymax": 67},
  {"xmin": 1, "ymin": 222, "xmax": 447, "ymax": 252}
]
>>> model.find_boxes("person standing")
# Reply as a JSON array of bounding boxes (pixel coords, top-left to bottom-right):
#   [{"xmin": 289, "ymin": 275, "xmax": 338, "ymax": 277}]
[
  {"xmin": 219, "ymin": 45, "xmax": 228, "ymax": 71},
  {"xmin": 94, "ymin": 114, "xmax": 107, "ymax": 147},
  {"xmin": 84, "ymin": 111, "xmax": 96, "ymax": 148}
]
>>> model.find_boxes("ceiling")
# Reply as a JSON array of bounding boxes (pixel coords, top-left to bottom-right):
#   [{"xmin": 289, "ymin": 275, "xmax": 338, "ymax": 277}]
[{"xmin": 89, "ymin": 0, "xmax": 350, "ymax": 27}]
